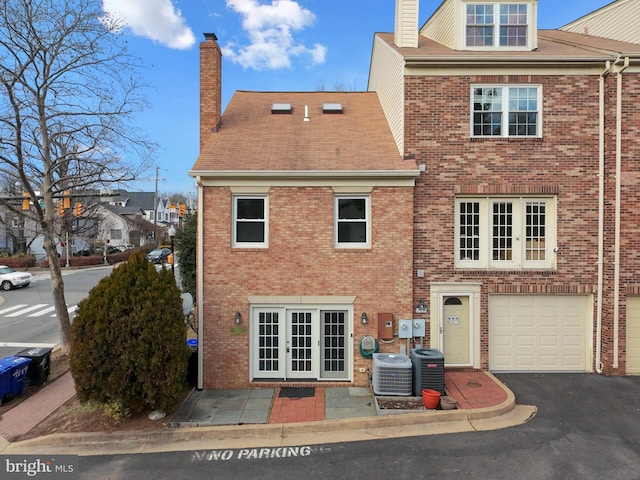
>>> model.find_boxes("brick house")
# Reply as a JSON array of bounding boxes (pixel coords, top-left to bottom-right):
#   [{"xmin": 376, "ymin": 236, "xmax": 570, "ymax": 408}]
[
  {"xmin": 190, "ymin": 35, "xmax": 418, "ymax": 389},
  {"xmin": 368, "ymin": 0, "xmax": 640, "ymax": 374}
]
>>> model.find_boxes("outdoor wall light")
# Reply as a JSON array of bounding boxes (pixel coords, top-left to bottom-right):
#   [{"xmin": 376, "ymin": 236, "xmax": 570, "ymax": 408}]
[
  {"xmin": 235, "ymin": 312, "xmax": 242, "ymax": 325},
  {"xmin": 361, "ymin": 312, "xmax": 368, "ymax": 324},
  {"xmin": 416, "ymin": 299, "xmax": 427, "ymax": 314}
]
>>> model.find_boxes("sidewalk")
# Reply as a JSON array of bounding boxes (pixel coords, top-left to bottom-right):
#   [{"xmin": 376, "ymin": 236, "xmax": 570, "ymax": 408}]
[{"xmin": 0, "ymin": 370, "xmax": 537, "ymax": 455}]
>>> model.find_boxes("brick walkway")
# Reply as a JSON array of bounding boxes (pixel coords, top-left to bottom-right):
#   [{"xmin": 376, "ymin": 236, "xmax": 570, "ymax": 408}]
[
  {"xmin": 268, "ymin": 387, "xmax": 325, "ymax": 423},
  {"xmin": 0, "ymin": 372, "xmax": 75, "ymax": 442},
  {"xmin": 445, "ymin": 371, "xmax": 507, "ymax": 409}
]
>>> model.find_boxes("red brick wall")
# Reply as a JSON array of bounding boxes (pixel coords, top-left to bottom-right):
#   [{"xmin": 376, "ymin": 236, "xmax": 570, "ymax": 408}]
[
  {"xmin": 405, "ymin": 74, "xmax": 607, "ymax": 370},
  {"xmin": 200, "ymin": 185, "xmax": 414, "ymax": 388},
  {"xmin": 615, "ymin": 72, "xmax": 640, "ymax": 374}
]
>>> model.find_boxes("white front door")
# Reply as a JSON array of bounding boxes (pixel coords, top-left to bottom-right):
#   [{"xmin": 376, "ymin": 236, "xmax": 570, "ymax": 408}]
[{"xmin": 441, "ymin": 295, "xmax": 472, "ymax": 366}]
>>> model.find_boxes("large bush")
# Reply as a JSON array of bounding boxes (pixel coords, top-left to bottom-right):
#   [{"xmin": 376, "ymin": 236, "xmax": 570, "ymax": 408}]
[{"xmin": 70, "ymin": 251, "xmax": 191, "ymax": 414}]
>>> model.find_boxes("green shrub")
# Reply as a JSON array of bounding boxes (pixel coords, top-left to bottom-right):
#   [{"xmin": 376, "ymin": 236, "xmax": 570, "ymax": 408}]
[
  {"xmin": 102, "ymin": 400, "xmax": 131, "ymax": 423},
  {"xmin": 69, "ymin": 251, "xmax": 191, "ymax": 414}
]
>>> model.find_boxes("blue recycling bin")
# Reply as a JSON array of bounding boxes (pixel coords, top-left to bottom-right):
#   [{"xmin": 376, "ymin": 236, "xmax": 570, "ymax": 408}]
[
  {"xmin": 0, "ymin": 362, "xmax": 12, "ymax": 403},
  {"xmin": 0, "ymin": 356, "xmax": 32, "ymax": 399}
]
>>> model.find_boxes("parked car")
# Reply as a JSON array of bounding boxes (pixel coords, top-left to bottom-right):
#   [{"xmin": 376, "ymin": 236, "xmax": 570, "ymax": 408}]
[
  {"xmin": 147, "ymin": 248, "xmax": 171, "ymax": 264},
  {"xmin": 0, "ymin": 266, "xmax": 32, "ymax": 291},
  {"xmin": 105, "ymin": 246, "xmax": 121, "ymax": 255}
]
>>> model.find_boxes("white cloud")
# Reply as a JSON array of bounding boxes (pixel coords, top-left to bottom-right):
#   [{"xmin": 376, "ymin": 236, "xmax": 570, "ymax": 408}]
[
  {"xmin": 222, "ymin": 0, "xmax": 327, "ymax": 70},
  {"xmin": 102, "ymin": 0, "xmax": 196, "ymax": 50}
]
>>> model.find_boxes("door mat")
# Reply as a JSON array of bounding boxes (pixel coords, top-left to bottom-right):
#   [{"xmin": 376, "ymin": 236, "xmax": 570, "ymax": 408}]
[{"xmin": 278, "ymin": 387, "xmax": 315, "ymax": 398}]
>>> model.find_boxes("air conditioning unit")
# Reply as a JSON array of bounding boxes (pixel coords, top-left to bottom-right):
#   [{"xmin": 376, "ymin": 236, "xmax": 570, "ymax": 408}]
[
  {"xmin": 372, "ymin": 353, "xmax": 412, "ymax": 396},
  {"xmin": 411, "ymin": 348, "xmax": 445, "ymax": 395}
]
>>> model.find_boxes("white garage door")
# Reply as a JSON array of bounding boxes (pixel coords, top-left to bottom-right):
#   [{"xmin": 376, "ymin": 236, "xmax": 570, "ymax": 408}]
[
  {"xmin": 489, "ymin": 295, "xmax": 591, "ymax": 372},
  {"xmin": 627, "ymin": 297, "xmax": 640, "ymax": 374}
]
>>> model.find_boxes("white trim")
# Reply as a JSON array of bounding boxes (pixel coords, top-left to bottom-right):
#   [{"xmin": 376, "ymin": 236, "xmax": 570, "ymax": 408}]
[
  {"xmin": 249, "ymin": 302, "xmax": 354, "ymax": 382},
  {"xmin": 470, "ymin": 84, "xmax": 542, "ymax": 138},
  {"xmin": 463, "ymin": 2, "xmax": 536, "ymax": 51},
  {"xmin": 334, "ymin": 195, "xmax": 371, "ymax": 249},
  {"xmin": 430, "ymin": 283, "xmax": 482, "ymax": 369},
  {"xmin": 232, "ymin": 194, "xmax": 269, "ymax": 248},
  {"xmin": 454, "ymin": 196, "xmax": 557, "ymax": 270}
]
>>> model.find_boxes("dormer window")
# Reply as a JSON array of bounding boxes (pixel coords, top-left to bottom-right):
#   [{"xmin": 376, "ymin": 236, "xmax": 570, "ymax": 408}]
[{"xmin": 466, "ymin": 3, "xmax": 528, "ymax": 48}]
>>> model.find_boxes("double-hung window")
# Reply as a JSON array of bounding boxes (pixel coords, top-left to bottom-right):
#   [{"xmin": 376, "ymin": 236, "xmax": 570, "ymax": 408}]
[
  {"xmin": 472, "ymin": 86, "xmax": 541, "ymax": 137},
  {"xmin": 233, "ymin": 195, "xmax": 268, "ymax": 248},
  {"xmin": 335, "ymin": 196, "xmax": 370, "ymax": 248},
  {"xmin": 455, "ymin": 197, "xmax": 556, "ymax": 269},
  {"xmin": 466, "ymin": 3, "xmax": 529, "ymax": 48}
]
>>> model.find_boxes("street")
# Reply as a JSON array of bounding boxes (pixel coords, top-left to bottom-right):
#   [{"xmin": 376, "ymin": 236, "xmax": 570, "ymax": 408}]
[
  {"xmin": 0, "ymin": 266, "xmax": 113, "ymax": 358},
  {"xmin": 75, "ymin": 373, "xmax": 640, "ymax": 480}
]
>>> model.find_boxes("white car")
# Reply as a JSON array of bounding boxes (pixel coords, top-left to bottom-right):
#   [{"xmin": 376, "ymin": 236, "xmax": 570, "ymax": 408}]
[{"xmin": 0, "ymin": 265, "xmax": 32, "ymax": 291}]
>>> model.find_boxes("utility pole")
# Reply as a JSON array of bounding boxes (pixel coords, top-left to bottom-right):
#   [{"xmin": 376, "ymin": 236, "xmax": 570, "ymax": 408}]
[{"xmin": 153, "ymin": 165, "xmax": 159, "ymax": 233}]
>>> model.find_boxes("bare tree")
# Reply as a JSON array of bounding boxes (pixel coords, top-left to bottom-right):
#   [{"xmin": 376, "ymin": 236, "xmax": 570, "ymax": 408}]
[{"xmin": 0, "ymin": 0, "xmax": 155, "ymax": 353}]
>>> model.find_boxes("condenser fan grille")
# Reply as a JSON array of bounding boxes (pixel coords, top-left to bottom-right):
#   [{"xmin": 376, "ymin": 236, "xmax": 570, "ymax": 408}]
[{"xmin": 372, "ymin": 353, "xmax": 412, "ymax": 396}]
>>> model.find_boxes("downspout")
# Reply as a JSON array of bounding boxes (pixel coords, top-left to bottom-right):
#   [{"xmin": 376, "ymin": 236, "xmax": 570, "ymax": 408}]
[
  {"xmin": 613, "ymin": 56, "xmax": 629, "ymax": 370},
  {"xmin": 196, "ymin": 177, "xmax": 205, "ymax": 390},
  {"xmin": 596, "ymin": 60, "xmax": 611, "ymax": 374}
]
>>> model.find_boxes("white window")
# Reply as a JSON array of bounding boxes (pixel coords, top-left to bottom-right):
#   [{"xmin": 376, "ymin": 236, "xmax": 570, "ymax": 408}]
[
  {"xmin": 471, "ymin": 86, "xmax": 541, "ymax": 137},
  {"xmin": 110, "ymin": 229, "xmax": 122, "ymax": 240},
  {"xmin": 251, "ymin": 306, "xmax": 351, "ymax": 381},
  {"xmin": 233, "ymin": 195, "xmax": 268, "ymax": 248},
  {"xmin": 455, "ymin": 197, "xmax": 556, "ymax": 269},
  {"xmin": 335, "ymin": 196, "xmax": 370, "ymax": 248},
  {"xmin": 466, "ymin": 3, "xmax": 529, "ymax": 48}
]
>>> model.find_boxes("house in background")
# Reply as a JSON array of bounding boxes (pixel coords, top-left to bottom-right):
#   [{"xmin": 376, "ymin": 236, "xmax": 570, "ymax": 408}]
[
  {"xmin": 105, "ymin": 190, "xmax": 177, "ymax": 227},
  {"xmin": 369, "ymin": 0, "xmax": 640, "ymax": 375},
  {"xmin": 190, "ymin": 35, "xmax": 418, "ymax": 389}
]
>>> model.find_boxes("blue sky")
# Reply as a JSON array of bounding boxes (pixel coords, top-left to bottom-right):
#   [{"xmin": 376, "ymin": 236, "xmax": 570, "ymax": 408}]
[{"xmin": 105, "ymin": 0, "xmax": 614, "ymax": 196}]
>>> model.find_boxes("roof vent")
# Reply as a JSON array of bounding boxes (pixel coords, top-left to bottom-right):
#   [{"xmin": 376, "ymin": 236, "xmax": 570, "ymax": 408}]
[
  {"xmin": 323, "ymin": 103, "xmax": 343, "ymax": 114},
  {"xmin": 271, "ymin": 103, "xmax": 292, "ymax": 114}
]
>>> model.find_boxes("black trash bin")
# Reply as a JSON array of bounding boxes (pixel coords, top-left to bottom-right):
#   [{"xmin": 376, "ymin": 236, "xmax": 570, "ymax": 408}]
[{"xmin": 16, "ymin": 347, "xmax": 52, "ymax": 386}]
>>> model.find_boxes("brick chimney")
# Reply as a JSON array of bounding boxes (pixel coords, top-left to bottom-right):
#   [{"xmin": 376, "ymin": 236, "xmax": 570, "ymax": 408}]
[
  {"xmin": 200, "ymin": 33, "xmax": 222, "ymax": 151},
  {"xmin": 394, "ymin": 0, "xmax": 419, "ymax": 48}
]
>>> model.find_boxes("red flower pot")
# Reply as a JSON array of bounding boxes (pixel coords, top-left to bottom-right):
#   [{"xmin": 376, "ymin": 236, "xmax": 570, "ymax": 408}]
[{"xmin": 422, "ymin": 389, "xmax": 441, "ymax": 409}]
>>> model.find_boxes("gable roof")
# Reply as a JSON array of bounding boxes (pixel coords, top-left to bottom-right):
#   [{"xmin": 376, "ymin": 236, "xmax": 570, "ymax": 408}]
[
  {"xmin": 561, "ymin": 0, "xmax": 640, "ymax": 45},
  {"xmin": 190, "ymin": 91, "xmax": 416, "ymax": 177},
  {"xmin": 374, "ymin": 29, "xmax": 640, "ymax": 64}
]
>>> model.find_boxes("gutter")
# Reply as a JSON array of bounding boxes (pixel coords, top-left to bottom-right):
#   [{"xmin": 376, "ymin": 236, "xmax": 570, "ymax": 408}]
[
  {"xmin": 195, "ymin": 176, "xmax": 205, "ymax": 390},
  {"xmin": 613, "ymin": 56, "xmax": 630, "ymax": 370},
  {"xmin": 187, "ymin": 169, "xmax": 421, "ymax": 178}
]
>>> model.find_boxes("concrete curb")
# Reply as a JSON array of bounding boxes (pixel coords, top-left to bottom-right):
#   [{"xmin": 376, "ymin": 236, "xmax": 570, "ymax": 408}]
[
  {"xmin": 466, "ymin": 371, "xmax": 516, "ymax": 420},
  {"xmin": 1, "ymin": 397, "xmax": 531, "ymax": 455}
]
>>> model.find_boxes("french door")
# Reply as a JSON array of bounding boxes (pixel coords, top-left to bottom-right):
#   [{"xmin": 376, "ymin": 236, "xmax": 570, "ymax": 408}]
[{"xmin": 252, "ymin": 307, "xmax": 350, "ymax": 381}]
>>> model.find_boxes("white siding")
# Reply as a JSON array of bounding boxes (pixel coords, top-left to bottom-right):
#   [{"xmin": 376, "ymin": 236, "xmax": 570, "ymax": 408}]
[
  {"xmin": 489, "ymin": 295, "xmax": 592, "ymax": 372},
  {"xmin": 561, "ymin": 0, "xmax": 640, "ymax": 44},
  {"xmin": 395, "ymin": 0, "xmax": 419, "ymax": 48},
  {"xmin": 420, "ymin": 0, "xmax": 457, "ymax": 49},
  {"xmin": 368, "ymin": 36, "xmax": 406, "ymax": 154}
]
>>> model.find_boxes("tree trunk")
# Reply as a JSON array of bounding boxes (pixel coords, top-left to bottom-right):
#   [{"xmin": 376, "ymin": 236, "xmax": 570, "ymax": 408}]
[{"xmin": 45, "ymin": 236, "xmax": 71, "ymax": 354}]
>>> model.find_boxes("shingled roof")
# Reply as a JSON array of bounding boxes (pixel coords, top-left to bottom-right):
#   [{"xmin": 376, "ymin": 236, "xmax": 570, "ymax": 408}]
[{"xmin": 190, "ymin": 91, "xmax": 416, "ymax": 176}]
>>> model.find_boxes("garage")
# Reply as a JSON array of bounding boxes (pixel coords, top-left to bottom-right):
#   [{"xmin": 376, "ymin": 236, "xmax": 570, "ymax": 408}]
[
  {"xmin": 626, "ymin": 297, "xmax": 640, "ymax": 374},
  {"xmin": 489, "ymin": 295, "xmax": 592, "ymax": 372}
]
